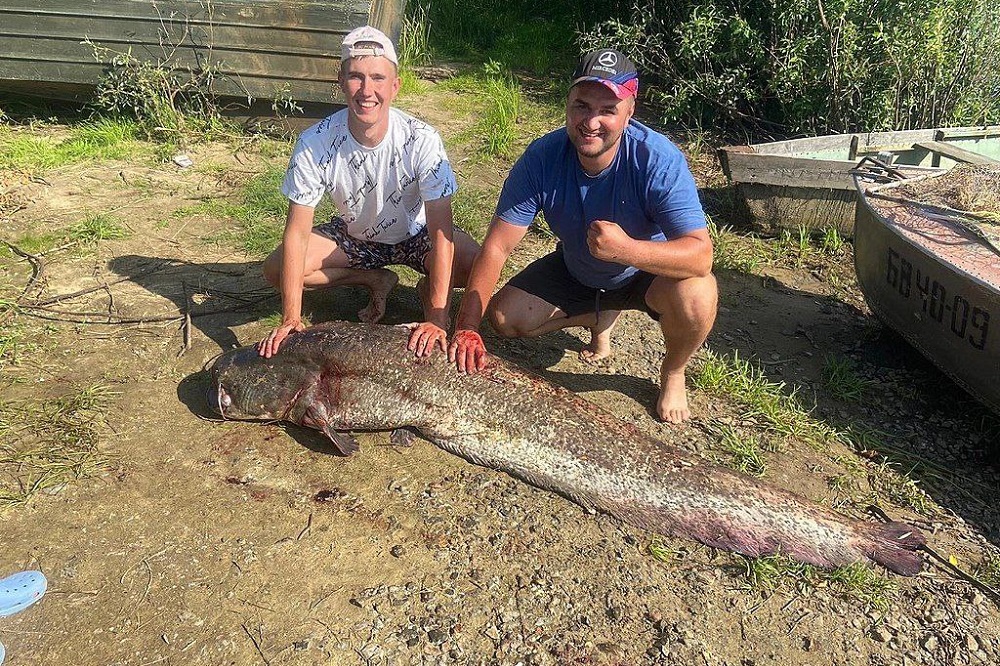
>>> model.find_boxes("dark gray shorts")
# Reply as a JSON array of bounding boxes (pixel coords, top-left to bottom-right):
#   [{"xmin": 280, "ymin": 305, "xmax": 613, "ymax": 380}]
[
  {"xmin": 313, "ymin": 216, "xmax": 431, "ymax": 274},
  {"xmin": 506, "ymin": 248, "xmax": 659, "ymax": 319}
]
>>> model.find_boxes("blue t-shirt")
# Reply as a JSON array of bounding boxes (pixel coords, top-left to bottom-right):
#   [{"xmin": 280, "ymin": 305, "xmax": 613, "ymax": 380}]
[{"xmin": 496, "ymin": 120, "xmax": 706, "ymax": 290}]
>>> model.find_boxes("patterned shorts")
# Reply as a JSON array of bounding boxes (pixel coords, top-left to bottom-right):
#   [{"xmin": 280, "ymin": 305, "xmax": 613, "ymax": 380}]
[{"xmin": 313, "ymin": 216, "xmax": 431, "ymax": 274}]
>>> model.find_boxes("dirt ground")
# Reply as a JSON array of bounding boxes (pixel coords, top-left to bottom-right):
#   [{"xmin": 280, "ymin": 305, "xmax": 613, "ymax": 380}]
[{"xmin": 2, "ymin": 80, "xmax": 1000, "ymax": 666}]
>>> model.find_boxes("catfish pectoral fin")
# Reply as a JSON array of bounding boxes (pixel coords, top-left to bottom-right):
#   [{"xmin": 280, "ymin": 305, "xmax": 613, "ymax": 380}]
[
  {"xmin": 390, "ymin": 428, "xmax": 419, "ymax": 448},
  {"xmin": 322, "ymin": 426, "xmax": 360, "ymax": 456}
]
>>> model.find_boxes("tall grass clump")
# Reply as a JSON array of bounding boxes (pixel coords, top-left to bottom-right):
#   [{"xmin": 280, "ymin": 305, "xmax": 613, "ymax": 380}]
[
  {"xmin": 580, "ymin": 0, "xmax": 1000, "ymax": 133},
  {"xmin": 479, "ymin": 61, "xmax": 523, "ymax": 158}
]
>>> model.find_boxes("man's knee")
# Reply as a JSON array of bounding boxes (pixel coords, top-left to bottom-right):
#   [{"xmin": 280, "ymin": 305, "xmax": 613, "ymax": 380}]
[
  {"xmin": 486, "ymin": 287, "xmax": 532, "ymax": 338},
  {"xmin": 486, "ymin": 289, "xmax": 518, "ymax": 338},
  {"xmin": 262, "ymin": 250, "xmax": 282, "ymax": 287},
  {"xmin": 646, "ymin": 274, "xmax": 718, "ymax": 327}
]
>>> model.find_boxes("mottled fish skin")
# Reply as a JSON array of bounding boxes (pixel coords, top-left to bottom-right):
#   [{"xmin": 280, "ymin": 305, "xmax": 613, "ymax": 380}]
[{"xmin": 208, "ymin": 322, "xmax": 926, "ymax": 575}]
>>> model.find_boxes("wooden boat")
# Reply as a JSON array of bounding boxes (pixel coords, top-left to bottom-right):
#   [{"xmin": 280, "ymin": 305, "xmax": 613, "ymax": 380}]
[
  {"xmin": 0, "ymin": 0, "xmax": 405, "ymax": 104},
  {"xmin": 718, "ymin": 127, "xmax": 1000, "ymax": 235},
  {"xmin": 853, "ymin": 165, "xmax": 1000, "ymax": 414}
]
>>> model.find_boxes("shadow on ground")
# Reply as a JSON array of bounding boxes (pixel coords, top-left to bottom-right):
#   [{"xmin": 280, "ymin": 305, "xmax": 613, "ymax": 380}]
[{"xmin": 709, "ymin": 266, "xmax": 1000, "ymax": 547}]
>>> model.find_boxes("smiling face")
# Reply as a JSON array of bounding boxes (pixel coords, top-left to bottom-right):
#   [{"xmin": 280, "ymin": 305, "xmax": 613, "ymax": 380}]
[
  {"xmin": 339, "ymin": 55, "xmax": 401, "ymax": 145},
  {"xmin": 565, "ymin": 82, "xmax": 635, "ymax": 174}
]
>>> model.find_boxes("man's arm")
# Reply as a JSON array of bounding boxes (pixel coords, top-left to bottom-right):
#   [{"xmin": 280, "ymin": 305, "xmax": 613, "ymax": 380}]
[
  {"xmin": 258, "ymin": 202, "xmax": 316, "ymax": 357},
  {"xmin": 587, "ymin": 222, "xmax": 713, "ymax": 278},
  {"xmin": 449, "ymin": 216, "xmax": 529, "ymax": 372},
  {"xmin": 407, "ymin": 196, "xmax": 455, "ymax": 356}
]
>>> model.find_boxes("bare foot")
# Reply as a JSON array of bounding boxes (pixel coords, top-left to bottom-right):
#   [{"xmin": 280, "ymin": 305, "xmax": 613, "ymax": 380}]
[
  {"xmin": 657, "ymin": 370, "xmax": 691, "ymax": 424},
  {"xmin": 579, "ymin": 328, "xmax": 613, "ymax": 363},
  {"xmin": 358, "ymin": 269, "xmax": 399, "ymax": 324},
  {"xmin": 579, "ymin": 309, "xmax": 620, "ymax": 363}
]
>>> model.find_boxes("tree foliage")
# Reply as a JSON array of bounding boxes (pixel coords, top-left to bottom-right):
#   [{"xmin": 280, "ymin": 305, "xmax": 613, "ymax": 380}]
[{"xmin": 580, "ymin": 0, "xmax": 1000, "ymax": 133}]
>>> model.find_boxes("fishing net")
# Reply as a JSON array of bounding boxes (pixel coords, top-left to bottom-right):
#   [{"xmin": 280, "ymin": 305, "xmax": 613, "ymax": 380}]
[
  {"xmin": 896, "ymin": 165, "xmax": 1000, "ymax": 220},
  {"xmin": 893, "ymin": 164, "xmax": 1000, "ymax": 250}
]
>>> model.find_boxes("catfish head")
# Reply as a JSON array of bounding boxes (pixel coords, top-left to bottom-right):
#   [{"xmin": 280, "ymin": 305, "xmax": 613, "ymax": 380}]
[
  {"xmin": 207, "ymin": 343, "xmax": 360, "ymax": 456},
  {"xmin": 207, "ymin": 346, "xmax": 309, "ymax": 421}
]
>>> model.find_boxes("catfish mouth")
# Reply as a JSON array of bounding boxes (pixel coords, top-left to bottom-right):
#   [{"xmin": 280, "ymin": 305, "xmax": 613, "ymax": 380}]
[{"xmin": 207, "ymin": 383, "xmax": 232, "ymax": 419}]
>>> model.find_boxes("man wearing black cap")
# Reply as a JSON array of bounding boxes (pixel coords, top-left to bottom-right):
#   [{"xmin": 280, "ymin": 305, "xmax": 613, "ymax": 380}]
[{"xmin": 449, "ymin": 49, "xmax": 717, "ymax": 424}]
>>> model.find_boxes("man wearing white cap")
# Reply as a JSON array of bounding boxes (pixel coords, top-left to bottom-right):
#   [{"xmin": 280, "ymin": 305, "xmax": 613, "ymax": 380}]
[
  {"xmin": 449, "ymin": 49, "xmax": 717, "ymax": 424},
  {"xmin": 259, "ymin": 26, "xmax": 479, "ymax": 358}
]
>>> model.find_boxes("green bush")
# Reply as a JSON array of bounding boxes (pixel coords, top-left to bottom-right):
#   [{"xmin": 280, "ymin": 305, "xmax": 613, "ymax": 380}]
[{"xmin": 581, "ymin": 0, "xmax": 1000, "ymax": 133}]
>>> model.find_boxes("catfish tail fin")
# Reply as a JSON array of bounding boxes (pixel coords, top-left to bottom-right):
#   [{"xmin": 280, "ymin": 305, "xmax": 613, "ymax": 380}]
[{"xmin": 865, "ymin": 520, "xmax": 926, "ymax": 576}]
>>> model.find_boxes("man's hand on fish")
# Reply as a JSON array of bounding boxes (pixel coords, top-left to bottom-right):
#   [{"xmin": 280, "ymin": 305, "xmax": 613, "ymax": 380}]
[
  {"xmin": 257, "ymin": 319, "xmax": 305, "ymax": 358},
  {"xmin": 406, "ymin": 321, "xmax": 449, "ymax": 357},
  {"xmin": 586, "ymin": 220, "xmax": 635, "ymax": 264},
  {"xmin": 448, "ymin": 328, "xmax": 489, "ymax": 374}
]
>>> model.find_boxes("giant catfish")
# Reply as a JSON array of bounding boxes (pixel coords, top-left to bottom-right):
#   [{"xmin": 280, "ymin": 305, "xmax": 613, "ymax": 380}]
[{"xmin": 207, "ymin": 322, "xmax": 925, "ymax": 575}]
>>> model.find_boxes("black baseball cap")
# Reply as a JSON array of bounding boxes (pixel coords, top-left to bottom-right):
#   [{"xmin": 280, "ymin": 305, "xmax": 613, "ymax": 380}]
[{"xmin": 571, "ymin": 49, "xmax": 639, "ymax": 99}]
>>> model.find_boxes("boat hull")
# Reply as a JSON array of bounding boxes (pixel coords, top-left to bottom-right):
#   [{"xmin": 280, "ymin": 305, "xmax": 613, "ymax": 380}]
[{"xmin": 854, "ymin": 181, "xmax": 1000, "ymax": 413}]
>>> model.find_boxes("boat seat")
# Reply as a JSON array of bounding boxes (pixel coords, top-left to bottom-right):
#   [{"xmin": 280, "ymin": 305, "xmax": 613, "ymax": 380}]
[{"xmin": 913, "ymin": 141, "xmax": 999, "ymax": 165}]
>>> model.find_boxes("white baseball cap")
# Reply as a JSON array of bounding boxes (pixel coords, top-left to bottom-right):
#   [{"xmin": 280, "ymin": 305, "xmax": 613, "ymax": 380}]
[{"xmin": 341, "ymin": 26, "xmax": 399, "ymax": 66}]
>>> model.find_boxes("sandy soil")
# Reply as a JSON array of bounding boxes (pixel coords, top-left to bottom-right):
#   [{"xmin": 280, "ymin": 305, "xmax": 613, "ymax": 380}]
[{"xmin": 1, "ymin": 82, "xmax": 1000, "ymax": 666}]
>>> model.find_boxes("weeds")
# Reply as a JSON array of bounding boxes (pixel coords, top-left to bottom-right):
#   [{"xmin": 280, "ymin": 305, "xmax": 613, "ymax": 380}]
[
  {"xmin": 69, "ymin": 213, "xmax": 130, "ymax": 247},
  {"xmin": 692, "ymin": 349, "xmax": 839, "ymax": 446},
  {"xmin": 821, "ymin": 227, "xmax": 845, "ymax": 255},
  {"xmin": 479, "ymin": 61, "xmax": 522, "ymax": 158},
  {"xmin": 707, "ymin": 219, "xmax": 764, "ymax": 273},
  {"xmin": 974, "ymin": 553, "xmax": 1000, "ymax": 589},
  {"xmin": 399, "ymin": 1, "xmax": 433, "ymax": 68},
  {"xmin": 0, "ymin": 313, "xmax": 35, "ymax": 369},
  {"xmin": 718, "ymin": 425, "xmax": 777, "ymax": 477},
  {"xmin": 0, "ymin": 385, "xmax": 116, "ymax": 508},
  {"xmin": 822, "ymin": 355, "xmax": 871, "ymax": 402},
  {"xmin": 739, "ymin": 555, "xmax": 897, "ymax": 612},
  {"xmin": 868, "ymin": 460, "xmax": 933, "ymax": 514},
  {"xmin": 648, "ymin": 538, "xmax": 686, "ymax": 563},
  {"xmin": 452, "ymin": 186, "xmax": 495, "ymax": 241},
  {"xmin": 87, "ymin": 39, "xmax": 227, "ymax": 142}
]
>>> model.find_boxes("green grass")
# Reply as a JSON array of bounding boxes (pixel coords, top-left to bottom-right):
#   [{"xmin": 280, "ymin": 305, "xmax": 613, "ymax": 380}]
[
  {"xmin": 868, "ymin": 460, "xmax": 933, "ymax": 514},
  {"xmin": 9, "ymin": 213, "xmax": 128, "ymax": 256},
  {"xmin": 822, "ymin": 355, "xmax": 871, "ymax": 402},
  {"xmin": 0, "ymin": 117, "xmax": 143, "ymax": 173},
  {"xmin": 695, "ymin": 349, "xmax": 938, "ymax": 514},
  {"xmin": 708, "ymin": 219, "xmax": 766, "ymax": 273},
  {"xmin": 717, "ymin": 424, "xmax": 778, "ymax": 477},
  {"xmin": 739, "ymin": 555, "xmax": 897, "ymax": 612},
  {"xmin": 200, "ymin": 166, "xmax": 288, "ymax": 256},
  {"xmin": 68, "ymin": 213, "xmax": 130, "ymax": 247},
  {"xmin": 478, "ymin": 62, "xmax": 523, "ymax": 158},
  {"xmin": 0, "ymin": 384, "xmax": 116, "ymax": 508},
  {"xmin": 648, "ymin": 538, "xmax": 686, "ymax": 563},
  {"xmin": 452, "ymin": 185, "xmax": 496, "ymax": 241},
  {"xmin": 820, "ymin": 226, "xmax": 845, "ymax": 255},
  {"xmin": 692, "ymin": 349, "xmax": 839, "ymax": 446}
]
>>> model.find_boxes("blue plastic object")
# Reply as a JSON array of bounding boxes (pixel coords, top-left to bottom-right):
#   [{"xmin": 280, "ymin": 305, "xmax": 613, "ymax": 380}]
[{"xmin": 0, "ymin": 571, "xmax": 47, "ymax": 618}]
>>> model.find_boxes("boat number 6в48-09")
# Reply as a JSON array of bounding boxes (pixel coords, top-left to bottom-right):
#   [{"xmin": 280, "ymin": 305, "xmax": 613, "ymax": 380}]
[{"xmin": 885, "ymin": 247, "xmax": 990, "ymax": 350}]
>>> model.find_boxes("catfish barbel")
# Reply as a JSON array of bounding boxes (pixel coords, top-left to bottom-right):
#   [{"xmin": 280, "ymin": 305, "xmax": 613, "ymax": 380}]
[{"xmin": 207, "ymin": 322, "xmax": 925, "ymax": 575}]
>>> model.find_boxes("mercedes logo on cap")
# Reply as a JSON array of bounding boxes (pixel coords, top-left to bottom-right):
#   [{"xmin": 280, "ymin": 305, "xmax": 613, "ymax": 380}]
[{"xmin": 598, "ymin": 51, "xmax": 619, "ymax": 68}]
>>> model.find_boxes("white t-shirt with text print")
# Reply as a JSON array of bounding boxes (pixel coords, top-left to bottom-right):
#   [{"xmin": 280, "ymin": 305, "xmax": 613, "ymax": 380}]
[{"xmin": 281, "ymin": 108, "xmax": 457, "ymax": 245}]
